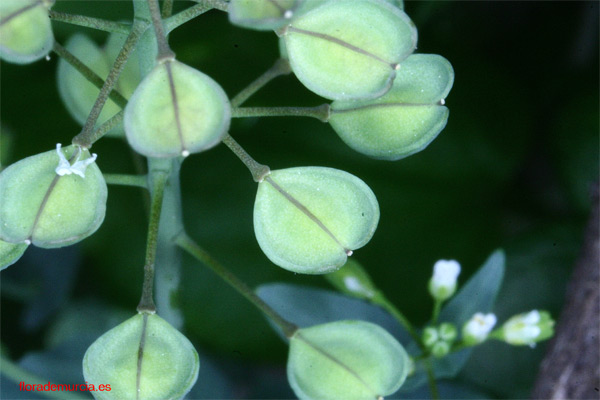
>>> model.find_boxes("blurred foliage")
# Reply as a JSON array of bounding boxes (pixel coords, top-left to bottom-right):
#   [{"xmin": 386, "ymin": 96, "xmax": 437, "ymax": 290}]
[{"xmin": 1, "ymin": 1, "xmax": 598, "ymax": 398}]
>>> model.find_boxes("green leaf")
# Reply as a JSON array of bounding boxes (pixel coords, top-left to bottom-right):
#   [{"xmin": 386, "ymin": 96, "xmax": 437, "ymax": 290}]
[
  {"xmin": 0, "ymin": 239, "xmax": 27, "ymax": 270},
  {"xmin": 283, "ymin": 0, "xmax": 417, "ymax": 100},
  {"xmin": 329, "ymin": 54, "xmax": 454, "ymax": 160},
  {"xmin": 254, "ymin": 167, "xmax": 379, "ymax": 274}
]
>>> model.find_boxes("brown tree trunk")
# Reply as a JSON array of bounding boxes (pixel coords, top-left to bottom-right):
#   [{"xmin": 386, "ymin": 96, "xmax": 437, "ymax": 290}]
[{"xmin": 531, "ymin": 184, "xmax": 600, "ymax": 400}]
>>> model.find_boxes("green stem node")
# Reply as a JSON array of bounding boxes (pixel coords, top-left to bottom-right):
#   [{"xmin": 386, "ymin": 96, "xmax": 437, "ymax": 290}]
[{"xmin": 222, "ymin": 134, "xmax": 270, "ymax": 182}]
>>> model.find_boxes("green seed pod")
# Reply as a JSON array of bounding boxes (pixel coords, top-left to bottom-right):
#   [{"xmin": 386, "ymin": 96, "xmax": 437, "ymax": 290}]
[
  {"xmin": 0, "ymin": 239, "xmax": 28, "ymax": 271},
  {"xmin": 0, "ymin": 145, "xmax": 107, "ymax": 248},
  {"xmin": 288, "ymin": 320, "xmax": 409, "ymax": 399},
  {"xmin": 83, "ymin": 313, "xmax": 199, "ymax": 400},
  {"xmin": 229, "ymin": 0, "xmax": 301, "ymax": 31},
  {"xmin": 124, "ymin": 59, "xmax": 231, "ymax": 158},
  {"xmin": 0, "ymin": 0, "xmax": 54, "ymax": 64},
  {"xmin": 282, "ymin": 0, "xmax": 417, "ymax": 100},
  {"xmin": 57, "ymin": 33, "xmax": 141, "ymax": 138},
  {"xmin": 254, "ymin": 167, "xmax": 379, "ymax": 274},
  {"xmin": 324, "ymin": 259, "xmax": 379, "ymax": 300},
  {"xmin": 329, "ymin": 53, "xmax": 454, "ymax": 160}
]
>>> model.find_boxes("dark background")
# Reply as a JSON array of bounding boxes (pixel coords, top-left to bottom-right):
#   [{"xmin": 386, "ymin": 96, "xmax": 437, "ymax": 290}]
[{"xmin": 1, "ymin": 1, "xmax": 598, "ymax": 398}]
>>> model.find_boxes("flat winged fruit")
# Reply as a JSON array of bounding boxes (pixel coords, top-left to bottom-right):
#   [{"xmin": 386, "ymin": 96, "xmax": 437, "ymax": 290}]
[
  {"xmin": 0, "ymin": 146, "xmax": 107, "ymax": 248},
  {"xmin": 124, "ymin": 59, "xmax": 230, "ymax": 158},
  {"xmin": 287, "ymin": 320, "xmax": 410, "ymax": 400},
  {"xmin": 0, "ymin": 239, "xmax": 28, "ymax": 270},
  {"xmin": 229, "ymin": 0, "xmax": 301, "ymax": 31},
  {"xmin": 254, "ymin": 167, "xmax": 379, "ymax": 274},
  {"xmin": 282, "ymin": 0, "xmax": 417, "ymax": 100},
  {"xmin": 0, "ymin": 0, "xmax": 54, "ymax": 64},
  {"xmin": 329, "ymin": 54, "xmax": 454, "ymax": 160},
  {"xmin": 83, "ymin": 313, "xmax": 199, "ymax": 400}
]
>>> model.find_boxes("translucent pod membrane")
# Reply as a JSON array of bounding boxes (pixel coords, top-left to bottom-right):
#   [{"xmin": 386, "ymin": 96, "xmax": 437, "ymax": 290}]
[
  {"xmin": 282, "ymin": 0, "xmax": 417, "ymax": 100},
  {"xmin": 288, "ymin": 320, "xmax": 410, "ymax": 400},
  {"xmin": 0, "ymin": 0, "xmax": 54, "ymax": 64},
  {"xmin": 57, "ymin": 33, "xmax": 141, "ymax": 138},
  {"xmin": 83, "ymin": 313, "xmax": 199, "ymax": 400},
  {"xmin": 329, "ymin": 54, "xmax": 455, "ymax": 160},
  {"xmin": 124, "ymin": 59, "xmax": 230, "ymax": 158},
  {"xmin": 0, "ymin": 146, "xmax": 107, "ymax": 248},
  {"xmin": 0, "ymin": 239, "xmax": 28, "ymax": 270},
  {"xmin": 229, "ymin": 0, "xmax": 301, "ymax": 31},
  {"xmin": 254, "ymin": 167, "xmax": 379, "ymax": 274}
]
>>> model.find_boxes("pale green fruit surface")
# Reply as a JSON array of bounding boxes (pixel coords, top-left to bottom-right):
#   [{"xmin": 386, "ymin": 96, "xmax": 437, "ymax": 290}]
[
  {"xmin": 0, "ymin": 0, "xmax": 54, "ymax": 64},
  {"xmin": 0, "ymin": 147, "xmax": 107, "ymax": 248},
  {"xmin": 229, "ymin": 0, "xmax": 299, "ymax": 31},
  {"xmin": 124, "ymin": 59, "xmax": 231, "ymax": 158},
  {"xmin": 0, "ymin": 239, "xmax": 28, "ymax": 271},
  {"xmin": 254, "ymin": 167, "xmax": 379, "ymax": 274},
  {"xmin": 83, "ymin": 313, "xmax": 199, "ymax": 400},
  {"xmin": 330, "ymin": 54, "xmax": 454, "ymax": 160},
  {"xmin": 283, "ymin": 0, "xmax": 417, "ymax": 100},
  {"xmin": 288, "ymin": 320, "xmax": 410, "ymax": 399}
]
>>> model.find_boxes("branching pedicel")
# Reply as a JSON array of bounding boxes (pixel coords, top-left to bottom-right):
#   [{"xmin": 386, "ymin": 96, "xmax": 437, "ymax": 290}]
[{"xmin": 0, "ymin": 0, "xmax": 555, "ymax": 399}]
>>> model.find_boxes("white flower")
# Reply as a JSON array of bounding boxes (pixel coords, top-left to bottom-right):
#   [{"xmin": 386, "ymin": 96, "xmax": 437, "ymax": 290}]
[
  {"xmin": 503, "ymin": 310, "xmax": 542, "ymax": 347},
  {"xmin": 428, "ymin": 259, "xmax": 461, "ymax": 300},
  {"xmin": 55, "ymin": 143, "xmax": 97, "ymax": 178},
  {"xmin": 462, "ymin": 312, "xmax": 497, "ymax": 345}
]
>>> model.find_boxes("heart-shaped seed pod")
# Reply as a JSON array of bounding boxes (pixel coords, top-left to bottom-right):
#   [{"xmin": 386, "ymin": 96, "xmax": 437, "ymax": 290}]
[
  {"xmin": 329, "ymin": 54, "xmax": 454, "ymax": 160},
  {"xmin": 0, "ymin": 145, "xmax": 107, "ymax": 248},
  {"xmin": 83, "ymin": 313, "xmax": 199, "ymax": 400},
  {"xmin": 254, "ymin": 167, "xmax": 379, "ymax": 274},
  {"xmin": 229, "ymin": 0, "xmax": 301, "ymax": 31},
  {"xmin": 282, "ymin": 0, "xmax": 417, "ymax": 100},
  {"xmin": 288, "ymin": 320, "xmax": 410, "ymax": 400},
  {"xmin": 124, "ymin": 59, "xmax": 231, "ymax": 158},
  {"xmin": 57, "ymin": 33, "xmax": 141, "ymax": 138},
  {"xmin": 0, "ymin": 0, "xmax": 54, "ymax": 64},
  {"xmin": 0, "ymin": 239, "xmax": 28, "ymax": 271}
]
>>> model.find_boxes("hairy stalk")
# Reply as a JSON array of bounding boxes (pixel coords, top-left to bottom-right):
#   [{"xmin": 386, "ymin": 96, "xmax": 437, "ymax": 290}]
[
  {"xmin": 74, "ymin": 20, "xmax": 148, "ymax": 148},
  {"xmin": 175, "ymin": 233, "xmax": 299, "ymax": 338},
  {"xmin": 146, "ymin": 0, "xmax": 175, "ymax": 60},
  {"xmin": 103, "ymin": 173, "xmax": 148, "ymax": 189},
  {"xmin": 222, "ymin": 134, "xmax": 270, "ymax": 182},
  {"xmin": 232, "ymin": 105, "xmax": 331, "ymax": 122},
  {"xmin": 161, "ymin": 0, "xmax": 174, "ymax": 18},
  {"xmin": 85, "ymin": 110, "xmax": 124, "ymax": 145},
  {"xmin": 52, "ymin": 42, "xmax": 128, "ymax": 109},
  {"xmin": 191, "ymin": 0, "xmax": 229, "ymax": 12},
  {"xmin": 231, "ymin": 59, "xmax": 292, "ymax": 107},
  {"xmin": 164, "ymin": 1, "xmax": 223, "ymax": 33},
  {"xmin": 137, "ymin": 171, "xmax": 168, "ymax": 313},
  {"xmin": 49, "ymin": 10, "xmax": 131, "ymax": 34}
]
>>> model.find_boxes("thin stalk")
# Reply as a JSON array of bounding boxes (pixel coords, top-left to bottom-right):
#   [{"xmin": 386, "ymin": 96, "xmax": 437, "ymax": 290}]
[
  {"xmin": 146, "ymin": 0, "xmax": 175, "ymax": 60},
  {"xmin": 74, "ymin": 20, "xmax": 148, "ymax": 148},
  {"xmin": 49, "ymin": 10, "xmax": 131, "ymax": 34},
  {"xmin": 52, "ymin": 42, "xmax": 128, "ymax": 109},
  {"xmin": 231, "ymin": 59, "xmax": 292, "ymax": 107},
  {"xmin": 221, "ymin": 134, "xmax": 270, "ymax": 182},
  {"xmin": 372, "ymin": 293, "xmax": 423, "ymax": 350},
  {"xmin": 432, "ymin": 299, "xmax": 443, "ymax": 325},
  {"xmin": 175, "ymin": 233, "xmax": 299, "ymax": 338},
  {"xmin": 103, "ymin": 173, "xmax": 148, "ymax": 189},
  {"xmin": 137, "ymin": 171, "xmax": 168, "ymax": 313},
  {"xmin": 164, "ymin": 2, "xmax": 218, "ymax": 33},
  {"xmin": 84, "ymin": 110, "xmax": 124, "ymax": 145},
  {"xmin": 232, "ymin": 105, "xmax": 331, "ymax": 122},
  {"xmin": 191, "ymin": 0, "xmax": 229, "ymax": 12},
  {"xmin": 424, "ymin": 359, "xmax": 440, "ymax": 400},
  {"xmin": 161, "ymin": 0, "xmax": 174, "ymax": 18},
  {"xmin": 0, "ymin": 356, "xmax": 88, "ymax": 400}
]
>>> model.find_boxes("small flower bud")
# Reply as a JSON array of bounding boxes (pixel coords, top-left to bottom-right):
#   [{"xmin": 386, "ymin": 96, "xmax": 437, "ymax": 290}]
[
  {"xmin": 462, "ymin": 312, "xmax": 497, "ymax": 345},
  {"xmin": 428, "ymin": 259, "xmax": 461, "ymax": 301},
  {"xmin": 324, "ymin": 259, "xmax": 378, "ymax": 300},
  {"xmin": 254, "ymin": 167, "xmax": 379, "ymax": 274},
  {"xmin": 431, "ymin": 340, "xmax": 450, "ymax": 358},
  {"xmin": 287, "ymin": 320, "xmax": 410, "ymax": 399},
  {"xmin": 422, "ymin": 326, "xmax": 438, "ymax": 348},
  {"xmin": 501, "ymin": 310, "xmax": 554, "ymax": 347},
  {"xmin": 438, "ymin": 323, "xmax": 457, "ymax": 342}
]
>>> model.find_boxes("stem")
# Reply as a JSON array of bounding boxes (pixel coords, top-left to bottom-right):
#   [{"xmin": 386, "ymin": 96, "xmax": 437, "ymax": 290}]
[
  {"xmin": 232, "ymin": 104, "xmax": 330, "ymax": 122},
  {"xmin": 137, "ymin": 171, "xmax": 168, "ymax": 313},
  {"xmin": 424, "ymin": 359, "xmax": 440, "ymax": 400},
  {"xmin": 49, "ymin": 10, "xmax": 131, "ymax": 34},
  {"xmin": 74, "ymin": 20, "xmax": 148, "ymax": 148},
  {"xmin": 52, "ymin": 42, "xmax": 128, "ymax": 109},
  {"xmin": 191, "ymin": 0, "xmax": 229, "ymax": 12},
  {"xmin": 231, "ymin": 59, "xmax": 292, "ymax": 107},
  {"xmin": 175, "ymin": 233, "xmax": 299, "ymax": 338},
  {"xmin": 85, "ymin": 110, "xmax": 125, "ymax": 145},
  {"xmin": 432, "ymin": 299, "xmax": 443, "ymax": 325},
  {"xmin": 161, "ymin": 0, "xmax": 174, "ymax": 18},
  {"xmin": 0, "ymin": 356, "xmax": 88, "ymax": 400},
  {"xmin": 146, "ymin": 0, "xmax": 175, "ymax": 60},
  {"xmin": 164, "ymin": 1, "xmax": 221, "ymax": 33},
  {"xmin": 221, "ymin": 134, "xmax": 270, "ymax": 182},
  {"xmin": 103, "ymin": 173, "xmax": 148, "ymax": 189}
]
